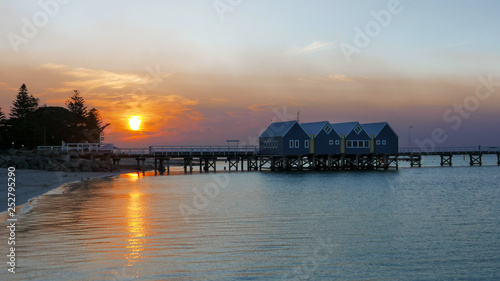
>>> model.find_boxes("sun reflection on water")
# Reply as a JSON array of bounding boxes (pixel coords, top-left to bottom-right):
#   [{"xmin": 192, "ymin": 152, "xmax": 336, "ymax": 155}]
[{"xmin": 125, "ymin": 191, "xmax": 147, "ymax": 269}]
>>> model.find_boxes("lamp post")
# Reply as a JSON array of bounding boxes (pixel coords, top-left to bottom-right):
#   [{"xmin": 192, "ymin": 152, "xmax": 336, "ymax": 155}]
[{"xmin": 408, "ymin": 126, "xmax": 413, "ymax": 152}]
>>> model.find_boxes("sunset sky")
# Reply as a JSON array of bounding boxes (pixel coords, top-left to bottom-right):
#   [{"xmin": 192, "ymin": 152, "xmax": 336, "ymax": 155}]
[{"xmin": 1, "ymin": 0, "xmax": 499, "ymax": 148}]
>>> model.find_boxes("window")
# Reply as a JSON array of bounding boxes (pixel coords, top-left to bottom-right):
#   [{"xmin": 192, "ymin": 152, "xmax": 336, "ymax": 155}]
[
  {"xmin": 295, "ymin": 140, "xmax": 299, "ymax": 148},
  {"xmin": 347, "ymin": 140, "xmax": 370, "ymax": 148},
  {"xmin": 274, "ymin": 140, "xmax": 277, "ymax": 148},
  {"xmin": 376, "ymin": 140, "xmax": 381, "ymax": 145},
  {"xmin": 305, "ymin": 140, "xmax": 310, "ymax": 148},
  {"xmin": 289, "ymin": 140, "xmax": 294, "ymax": 148},
  {"xmin": 335, "ymin": 140, "xmax": 340, "ymax": 145},
  {"xmin": 323, "ymin": 124, "xmax": 333, "ymax": 134},
  {"xmin": 382, "ymin": 140, "xmax": 386, "ymax": 145},
  {"xmin": 329, "ymin": 140, "xmax": 334, "ymax": 145},
  {"xmin": 354, "ymin": 124, "xmax": 362, "ymax": 135}
]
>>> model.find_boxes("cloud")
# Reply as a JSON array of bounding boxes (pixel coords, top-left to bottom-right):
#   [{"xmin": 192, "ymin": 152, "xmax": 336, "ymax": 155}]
[
  {"xmin": 98, "ymin": 93, "xmax": 204, "ymax": 143},
  {"xmin": 327, "ymin": 75, "xmax": 353, "ymax": 82},
  {"xmin": 40, "ymin": 63, "xmax": 172, "ymax": 91},
  {"xmin": 298, "ymin": 74, "xmax": 354, "ymax": 83},
  {"xmin": 286, "ymin": 41, "xmax": 335, "ymax": 55},
  {"xmin": 445, "ymin": 41, "xmax": 473, "ymax": 48},
  {"xmin": 248, "ymin": 103, "xmax": 275, "ymax": 112}
]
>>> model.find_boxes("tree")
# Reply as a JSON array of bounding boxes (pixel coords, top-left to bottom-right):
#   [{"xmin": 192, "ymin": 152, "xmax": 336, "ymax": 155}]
[
  {"xmin": 0, "ymin": 107, "xmax": 5, "ymax": 124},
  {"xmin": 0, "ymin": 108, "xmax": 6, "ymax": 148},
  {"xmin": 66, "ymin": 91, "xmax": 110, "ymax": 143},
  {"xmin": 7, "ymin": 84, "xmax": 39, "ymax": 149},
  {"xmin": 30, "ymin": 106, "xmax": 74, "ymax": 146},
  {"xmin": 10, "ymin": 84, "xmax": 39, "ymax": 119},
  {"xmin": 83, "ymin": 108, "xmax": 110, "ymax": 143},
  {"xmin": 66, "ymin": 90, "xmax": 88, "ymax": 128}
]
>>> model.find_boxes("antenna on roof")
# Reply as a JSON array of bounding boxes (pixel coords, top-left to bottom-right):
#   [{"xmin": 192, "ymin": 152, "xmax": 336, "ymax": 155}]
[{"xmin": 296, "ymin": 111, "xmax": 300, "ymax": 123}]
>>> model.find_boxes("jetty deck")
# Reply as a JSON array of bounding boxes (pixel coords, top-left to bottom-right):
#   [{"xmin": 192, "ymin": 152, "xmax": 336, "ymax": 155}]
[{"xmin": 37, "ymin": 143, "xmax": 500, "ymax": 173}]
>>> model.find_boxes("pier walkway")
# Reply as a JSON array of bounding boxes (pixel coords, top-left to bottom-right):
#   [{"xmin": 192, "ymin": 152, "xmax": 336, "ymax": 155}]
[{"xmin": 37, "ymin": 143, "xmax": 500, "ymax": 172}]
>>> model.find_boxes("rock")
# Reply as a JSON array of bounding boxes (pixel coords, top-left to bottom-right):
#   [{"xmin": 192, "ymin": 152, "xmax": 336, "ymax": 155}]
[
  {"xmin": 81, "ymin": 166, "xmax": 93, "ymax": 172},
  {"xmin": 69, "ymin": 159, "xmax": 82, "ymax": 169},
  {"xmin": 80, "ymin": 159, "xmax": 93, "ymax": 172},
  {"xmin": 17, "ymin": 161, "xmax": 29, "ymax": 169},
  {"xmin": 59, "ymin": 153, "xmax": 70, "ymax": 162}
]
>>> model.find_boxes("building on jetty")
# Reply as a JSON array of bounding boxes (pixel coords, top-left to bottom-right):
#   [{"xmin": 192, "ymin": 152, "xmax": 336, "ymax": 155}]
[
  {"xmin": 331, "ymin": 122, "xmax": 372, "ymax": 155},
  {"xmin": 260, "ymin": 120, "xmax": 399, "ymax": 157},
  {"xmin": 258, "ymin": 120, "xmax": 399, "ymax": 170},
  {"xmin": 301, "ymin": 121, "xmax": 340, "ymax": 155},
  {"xmin": 258, "ymin": 121, "xmax": 310, "ymax": 156},
  {"xmin": 361, "ymin": 122, "xmax": 399, "ymax": 154}
]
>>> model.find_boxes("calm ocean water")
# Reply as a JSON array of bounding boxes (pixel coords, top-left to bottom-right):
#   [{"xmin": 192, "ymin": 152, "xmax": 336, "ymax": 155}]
[{"xmin": 8, "ymin": 160, "xmax": 500, "ymax": 280}]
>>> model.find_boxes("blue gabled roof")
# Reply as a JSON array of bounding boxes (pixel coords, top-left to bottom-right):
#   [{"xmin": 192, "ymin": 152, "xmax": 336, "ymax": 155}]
[
  {"xmin": 331, "ymin": 121, "xmax": 359, "ymax": 136},
  {"xmin": 361, "ymin": 122, "xmax": 398, "ymax": 137},
  {"xmin": 301, "ymin": 121, "xmax": 330, "ymax": 136},
  {"xmin": 259, "ymin": 121, "xmax": 299, "ymax": 138},
  {"xmin": 361, "ymin": 122, "xmax": 387, "ymax": 137}
]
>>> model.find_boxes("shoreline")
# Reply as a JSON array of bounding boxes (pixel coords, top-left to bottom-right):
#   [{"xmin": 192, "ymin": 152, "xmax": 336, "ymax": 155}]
[{"xmin": 0, "ymin": 168, "xmax": 139, "ymax": 215}]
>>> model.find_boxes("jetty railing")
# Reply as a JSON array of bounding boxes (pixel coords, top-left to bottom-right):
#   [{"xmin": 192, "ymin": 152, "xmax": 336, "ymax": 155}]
[
  {"xmin": 113, "ymin": 148, "xmax": 150, "ymax": 156},
  {"xmin": 62, "ymin": 143, "xmax": 114, "ymax": 153},
  {"xmin": 113, "ymin": 146, "xmax": 258, "ymax": 157},
  {"xmin": 148, "ymin": 145, "xmax": 259, "ymax": 156},
  {"xmin": 37, "ymin": 146, "xmax": 63, "ymax": 151},
  {"xmin": 399, "ymin": 146, "xmax": 500, "ymax": 154},
  {"xmin": 37, "ymin": 143, "xmax": 114, "ymax": 153}
]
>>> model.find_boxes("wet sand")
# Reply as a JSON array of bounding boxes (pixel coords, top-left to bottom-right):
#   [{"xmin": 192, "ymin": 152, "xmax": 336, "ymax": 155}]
[{"xmin": 0, "ymin": 168, "xmax": 135, "ymax": 214}]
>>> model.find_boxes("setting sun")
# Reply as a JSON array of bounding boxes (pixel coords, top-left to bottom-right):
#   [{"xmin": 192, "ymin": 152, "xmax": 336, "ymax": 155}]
[{"xmin": 128, "ymin": 116, "xmax": 142, "ymax": 131}]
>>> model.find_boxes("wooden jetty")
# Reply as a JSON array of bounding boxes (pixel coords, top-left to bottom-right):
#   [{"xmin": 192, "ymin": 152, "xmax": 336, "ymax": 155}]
[
  {"xmin": 37, "ymin": 143, "xmax": 500, "ymax": 173},
  {"xmin": 399, "ymin": 146, "xmax": 500, "ymax": 167}
]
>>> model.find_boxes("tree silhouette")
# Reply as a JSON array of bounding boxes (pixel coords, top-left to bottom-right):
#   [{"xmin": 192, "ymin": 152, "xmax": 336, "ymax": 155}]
[
  {"xmin": 66, "ymin": 90, "xmax": 110, "ymax": 143},
  {"xmin": 66, "ymin": 90, "xmax": 88, "ymax": 128},
  {"xmin": 0, "ymin": 87, "xmax": 110, "ymax": 149},
  {"xmin": 10, "ymin": 84, "xmax": 39, "ymax": 119},
  {"xmin": 30, "ymin": 106, "xmax": 74, "ymax": 146},
  {"xmin": 0, "ymin": 108, "xmax": 6, "ymax": 148},
  {"xmin": 7, "ymin": 84, "xmax": 40, "ymax": 149}
]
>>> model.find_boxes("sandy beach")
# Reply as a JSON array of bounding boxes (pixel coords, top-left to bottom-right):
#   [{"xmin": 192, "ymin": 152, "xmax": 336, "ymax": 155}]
[{"xmin": 0, "ymin": 168, "xmax": 135, "ymax": 214}]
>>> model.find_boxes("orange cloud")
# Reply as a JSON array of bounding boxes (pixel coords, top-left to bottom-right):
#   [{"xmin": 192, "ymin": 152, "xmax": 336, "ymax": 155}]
[
  {"xmin": 248, "ymin": 103, "xmax": 275, "ymax": 112},
  {"xmin": 40, "ymin": 63, "xmax": 172, "ymax": 91},
  {"xmin": 93, "ymin": 93, "xmax": 203, "ymax": 144}
]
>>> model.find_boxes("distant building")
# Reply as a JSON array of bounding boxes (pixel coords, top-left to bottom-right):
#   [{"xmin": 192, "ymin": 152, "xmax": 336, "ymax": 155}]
[
  {"xmin": 361, "ymin": 122, "xmax": 399, "ymax": 154},
  {"xmin": 301, "ymin": 121, "xmax": 341, "ymax": 155},
  {"xmin": 331, "ymin": 121, "xmax": 371, "ymax": 155},
  {"xmin": 259, "ymin": 121, "xmax": 310, "ymax": 155},
  {"xmin": 259, "ymin": 120, "xmax": 398, "ymax": 156}
]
